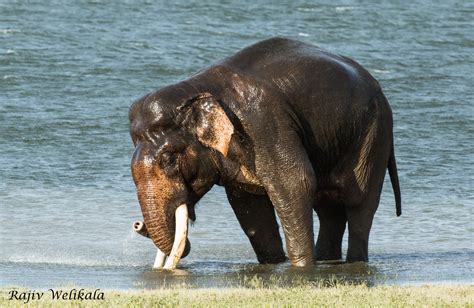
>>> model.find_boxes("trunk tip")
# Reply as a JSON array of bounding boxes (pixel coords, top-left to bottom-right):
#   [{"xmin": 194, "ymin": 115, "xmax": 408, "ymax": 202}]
[{"xmin": 133, "ymin": 220, "xmax": 143, "ymax": 231}]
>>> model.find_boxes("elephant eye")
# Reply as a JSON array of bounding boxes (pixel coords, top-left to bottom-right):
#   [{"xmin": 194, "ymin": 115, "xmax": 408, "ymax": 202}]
[{"xmin": 161, "ymin": 151, "xmax": 177, "ymax": 168}]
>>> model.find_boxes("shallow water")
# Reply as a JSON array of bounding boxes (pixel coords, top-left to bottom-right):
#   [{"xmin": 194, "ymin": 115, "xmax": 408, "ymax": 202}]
[{"xmin": 1, "ymin": 1, "xmax": 472, "ymax": 289}]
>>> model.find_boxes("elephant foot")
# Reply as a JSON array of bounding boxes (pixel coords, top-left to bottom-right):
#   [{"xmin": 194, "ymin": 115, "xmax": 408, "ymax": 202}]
[
  {"xmin": 315, "ymin": 244, "xmax": 343, "ymax": 261},
  {"xmin": 257, "ymin": 254, "xmax": 287, "ymax": 265},
  {"xmin": 289, "ymin": 254, "xmax": 315, "ymax": 267}
]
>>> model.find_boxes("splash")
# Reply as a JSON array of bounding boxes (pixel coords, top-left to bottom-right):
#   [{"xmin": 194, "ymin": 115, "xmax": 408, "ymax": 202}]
[
  {"xmin": 4, "ymin": 231, "xmax": 152, "ymax": 268},
  {"xmin": 0, "ymin": 29, "xmax": 19, "ymax": 34}
]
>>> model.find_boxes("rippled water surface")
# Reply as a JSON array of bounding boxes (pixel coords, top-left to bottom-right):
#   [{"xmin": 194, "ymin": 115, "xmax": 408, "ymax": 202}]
[{"xmin": 1, "ymin": 1, "xmax": 472, "ymax": 289}]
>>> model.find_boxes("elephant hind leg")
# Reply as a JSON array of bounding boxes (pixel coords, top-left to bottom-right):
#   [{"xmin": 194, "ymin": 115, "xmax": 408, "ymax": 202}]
[
  {"xmin": 225, "ymin": 186, "xmax": 286, "ymax": 264},
  {"xmin": 314, "ymin": 201, "xmax": 346, "ymax": 261},
  {"xmin": 345, "ymin": 193, "xmax": 381, "ymax": 262}
]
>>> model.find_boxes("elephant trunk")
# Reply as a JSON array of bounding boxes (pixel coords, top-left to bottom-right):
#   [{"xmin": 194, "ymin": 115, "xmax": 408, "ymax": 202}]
[
  {"xmin": 133, "ymin": 220, "xmax": 150, "ymax": 238},
  {"xmin": 134, "ymin": 176, "xmax": 191, "ymax": 269},
  {"xmin": 131, "ymin": 146, "xmax": 191, "ymax": 269},
  {"xmin": 136, "ymin": 178, "xmax": 175, "ymax": 256}
]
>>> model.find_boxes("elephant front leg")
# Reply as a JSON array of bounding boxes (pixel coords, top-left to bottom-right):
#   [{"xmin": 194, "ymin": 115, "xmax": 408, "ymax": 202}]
[
  {"xmin": 272, "ymin": 195, "xmax": 315, "ymax": 267},
  {"xmin": 225, "ymin": 185, "xmax": 286, "ymax": 264},
  {"xmin": 256, "ymin": 139, "xmax": 318, "ymax": 267}
]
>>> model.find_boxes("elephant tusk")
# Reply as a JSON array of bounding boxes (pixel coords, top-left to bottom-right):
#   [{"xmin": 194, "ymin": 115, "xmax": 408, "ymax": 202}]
[
  {"xmin": 153, "ymin": 248, "xmax": 167, "ymax": 269},
  {"xmin": 163, "ymin": 204, "xmax": 188, "ymax": 270}
]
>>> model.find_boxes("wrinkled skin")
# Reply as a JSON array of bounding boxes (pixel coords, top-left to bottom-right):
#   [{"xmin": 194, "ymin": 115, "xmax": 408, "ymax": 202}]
[{"xmin": 130, "ymin": 37, "xmax": 401, "ymax": 267}]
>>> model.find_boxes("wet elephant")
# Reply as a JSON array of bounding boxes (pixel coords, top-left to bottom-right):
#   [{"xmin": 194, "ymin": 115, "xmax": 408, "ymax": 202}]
[{"xmin": 129, "ymin": 37, "xmax": 401, "ymax": 269}]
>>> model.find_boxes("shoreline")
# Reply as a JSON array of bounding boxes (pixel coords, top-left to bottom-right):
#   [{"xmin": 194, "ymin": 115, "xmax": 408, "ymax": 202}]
[{"xmin": 2, "ymin": 284, "xmax": 472, "ymax": 307}]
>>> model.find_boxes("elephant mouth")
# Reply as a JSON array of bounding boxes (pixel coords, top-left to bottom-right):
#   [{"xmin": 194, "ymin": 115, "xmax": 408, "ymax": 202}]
[{"xmin": 133, "ymin": 203, "xmax": 190, "ymax": 270}]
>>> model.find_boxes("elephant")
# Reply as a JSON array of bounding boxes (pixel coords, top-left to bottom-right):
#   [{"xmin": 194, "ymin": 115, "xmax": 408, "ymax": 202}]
[{"xmin": 129, "ymin": 37, "xmax": 401, "ymax": 270}]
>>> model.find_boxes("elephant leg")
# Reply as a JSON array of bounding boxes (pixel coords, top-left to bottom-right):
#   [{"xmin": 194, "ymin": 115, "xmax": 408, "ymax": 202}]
[
  {"xmin": 345, "ymin": 194, "xmax": 380, "ymax": 262},
  {"xmin": 314, "ymin": 201, "xmax": 347, "ymax": 261},
  {"xmin": 225, "ymin": 186, "xmax": 286, "ymax": 264},
  {"xmin": 254, "ymin": 132, "xmax": 317, "ymax": 267}
]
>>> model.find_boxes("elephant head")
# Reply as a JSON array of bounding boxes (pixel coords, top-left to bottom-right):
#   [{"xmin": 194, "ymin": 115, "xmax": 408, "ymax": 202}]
[{"xmin": 129, "ymin": 87, "xmax": 234, "ymax": 269}]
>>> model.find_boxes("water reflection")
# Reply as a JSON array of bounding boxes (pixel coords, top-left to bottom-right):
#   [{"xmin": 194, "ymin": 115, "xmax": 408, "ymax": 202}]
[
  {"xmin": 133, "ymin": 260, "xmax": 383, "ymax": 289},
  {"xmin": 2, "ymin": 250, "xmax": 471, "ymax": 289}
]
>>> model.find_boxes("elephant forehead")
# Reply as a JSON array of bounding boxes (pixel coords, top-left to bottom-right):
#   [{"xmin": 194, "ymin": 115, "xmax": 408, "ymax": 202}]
[
  {"xmin": 144, "ymin": 100, "xmax": 175, "ymax": 125},
  {"xmin": 131, "ymin": 103, "xmax": 176, "ymax": 138}
]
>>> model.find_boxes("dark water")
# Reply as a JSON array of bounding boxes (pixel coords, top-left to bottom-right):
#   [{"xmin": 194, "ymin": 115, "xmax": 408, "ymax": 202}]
[{"xmin": 1, "ymin": 1, "xmax": 472, "ymax": 289}]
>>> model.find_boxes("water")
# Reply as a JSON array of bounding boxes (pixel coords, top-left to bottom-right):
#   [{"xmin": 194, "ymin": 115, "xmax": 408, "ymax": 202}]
[{"xmin": 1, "ymin": 1, "xmax": 472, "ymax": 289}]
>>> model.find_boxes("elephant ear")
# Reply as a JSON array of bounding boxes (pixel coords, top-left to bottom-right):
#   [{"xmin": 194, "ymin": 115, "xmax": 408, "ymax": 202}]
[{"xmin": 189, "ymin": 93, "xmax": 234, "ymax": 157}]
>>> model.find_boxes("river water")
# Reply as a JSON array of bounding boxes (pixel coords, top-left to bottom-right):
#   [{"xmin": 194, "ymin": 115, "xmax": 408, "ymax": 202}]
[{"xmin": 1, "ymin": 1, "xmax": 472, "ymax": 289}]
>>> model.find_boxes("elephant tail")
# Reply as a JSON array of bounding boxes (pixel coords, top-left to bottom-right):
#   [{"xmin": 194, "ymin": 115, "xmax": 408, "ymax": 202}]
[{"xmin": 388, "ymin": 140, "xmax": 402, "ymax": 216}]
